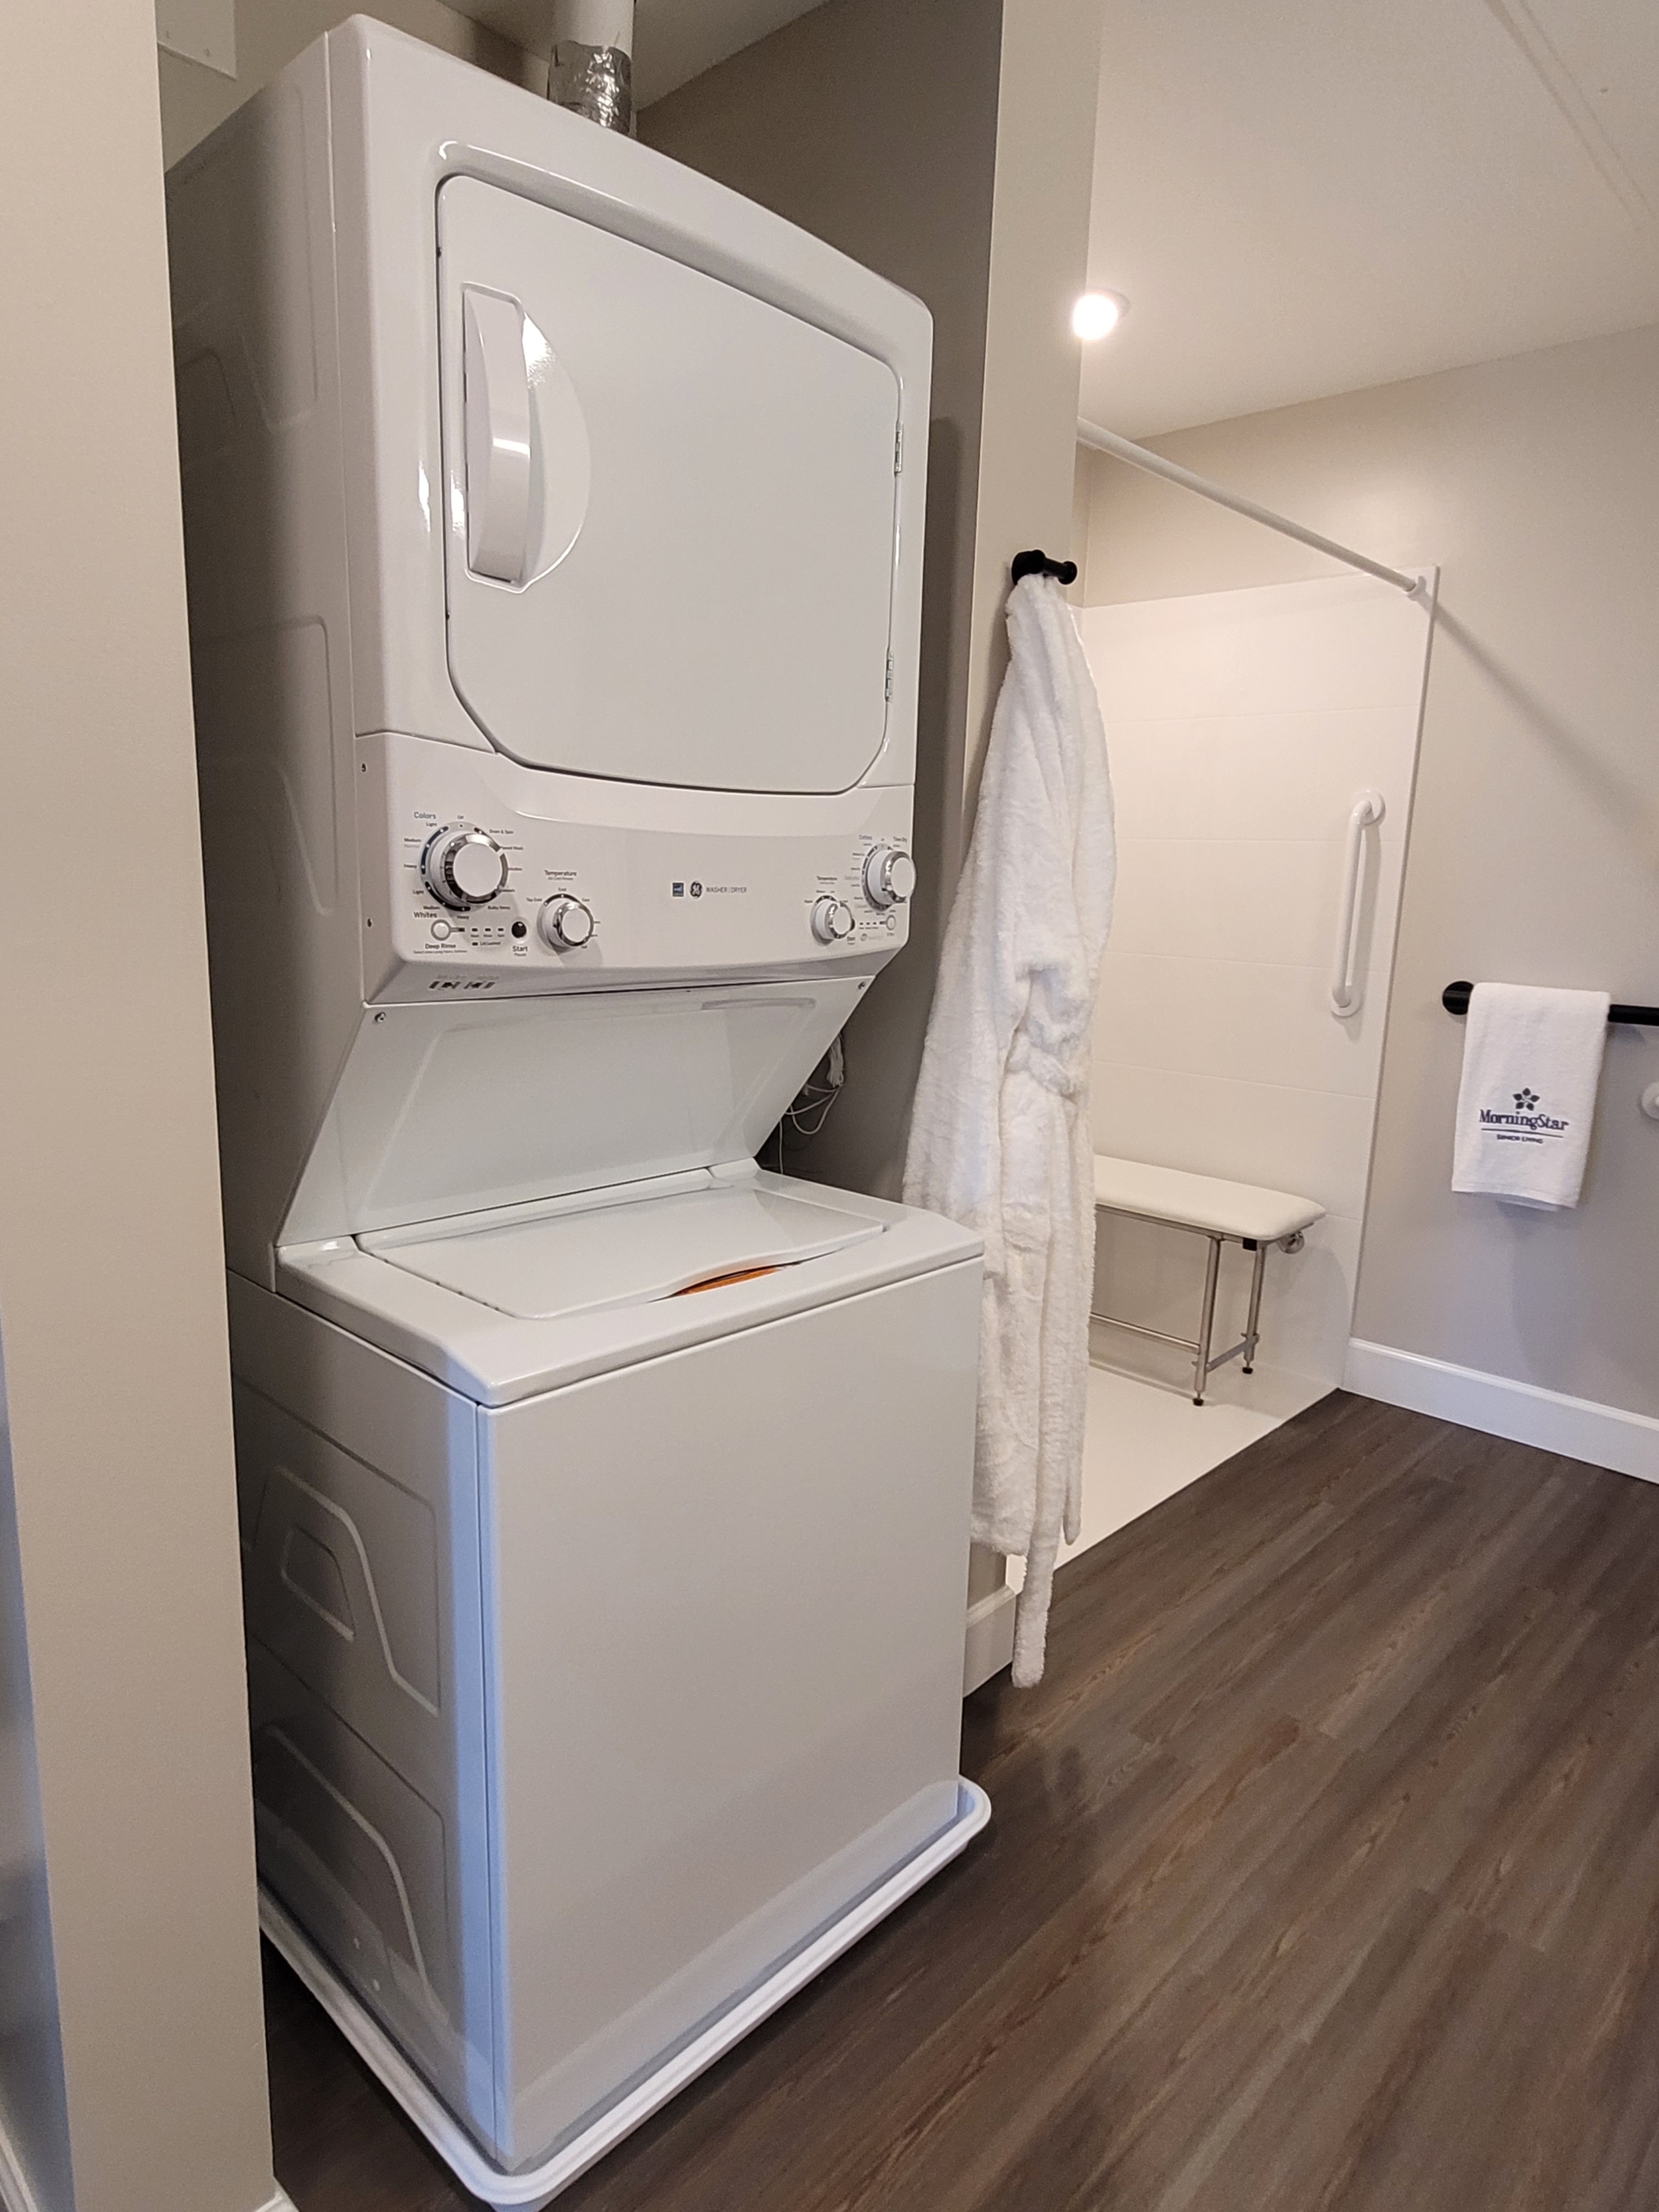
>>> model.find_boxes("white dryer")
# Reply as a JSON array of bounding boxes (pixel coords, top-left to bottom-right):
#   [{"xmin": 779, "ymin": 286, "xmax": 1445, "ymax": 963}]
[{"xmin": 168, "ymin": 16, "xmax": 984, "ymax": 2208}]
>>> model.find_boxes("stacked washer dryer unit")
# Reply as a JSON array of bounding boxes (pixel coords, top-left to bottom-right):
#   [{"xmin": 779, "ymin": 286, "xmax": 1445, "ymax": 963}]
[{"xmin": 168, "ymin": 17, "xmax": 985, "ymax": 2208}]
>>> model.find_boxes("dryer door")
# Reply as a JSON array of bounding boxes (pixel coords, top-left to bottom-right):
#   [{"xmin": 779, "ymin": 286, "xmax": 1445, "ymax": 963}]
[{"xmin": 437, "ymin": 177, "xmax": 900, "ymax": 795}]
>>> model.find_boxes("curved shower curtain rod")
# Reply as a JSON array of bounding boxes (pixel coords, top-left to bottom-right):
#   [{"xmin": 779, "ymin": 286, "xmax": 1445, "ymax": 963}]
[{"xmin": 1077, "ymin": 416, "xmax": 1427, "ymax": 600}]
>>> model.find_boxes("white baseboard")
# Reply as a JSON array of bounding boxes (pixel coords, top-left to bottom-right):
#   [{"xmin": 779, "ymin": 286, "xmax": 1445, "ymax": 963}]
[
  {"xmin": 257, "ymin": 2190, "xmax": 300, "ymax": 2212},
  {"xmin": 963, "ymin": 1583, "xmax": 1015, "ymax": 1694},
  {"xmin": 1344, "ymin": 1338, "xmax": 1659, "ymax": 1483}
]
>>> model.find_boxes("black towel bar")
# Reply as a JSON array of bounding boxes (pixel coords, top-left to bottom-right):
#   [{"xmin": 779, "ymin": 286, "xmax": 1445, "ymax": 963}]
[
  {"xmin": 1010, "ymin": 548, "xmax": 1077, "ymax": 586},
  {"xmin": 1442, "ymin": 980, "xmax": 1659, "ymax": 1027}
]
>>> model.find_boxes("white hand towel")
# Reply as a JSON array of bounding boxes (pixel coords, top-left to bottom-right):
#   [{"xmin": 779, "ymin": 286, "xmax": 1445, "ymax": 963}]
[
  {"xmin": 1451, "ymin": 982, "xmax": 1609, "ymax": 1208},
  {"xmin": 903, "ymin": 575, "xmax": 1115, "ymax": 1688}
]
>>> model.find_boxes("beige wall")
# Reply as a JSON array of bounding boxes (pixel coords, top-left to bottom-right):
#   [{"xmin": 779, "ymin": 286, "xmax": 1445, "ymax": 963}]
[
  {"xmin": 959, "ymin": 8, "xmax": 1102, "ymax": 815},
  {"xmin": 0, "ymin": 6, "xmax": 278, "ymax": 2211},
  {"xmin": 1078, "ymin": 322, "xmax": 1659, "ymax": 1421},
  {"xmin": 645, "ymin": 0, "xmax": 1099, "ymax": 1204},
  {"xmin": 158, "ymin": 0, "xmax": 537, "ymax": 165}
]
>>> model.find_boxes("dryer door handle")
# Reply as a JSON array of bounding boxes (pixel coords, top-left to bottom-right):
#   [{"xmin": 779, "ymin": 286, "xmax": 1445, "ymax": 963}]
[{"xmin": 462, "ymin": 287, "xmax": 533, "ymax": 585}]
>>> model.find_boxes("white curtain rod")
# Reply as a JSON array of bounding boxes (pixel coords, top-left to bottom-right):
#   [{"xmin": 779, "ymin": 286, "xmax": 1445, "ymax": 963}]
[{"xmin": 1077, "ymin": 417, "xmax": 1425, "ymax": 599}]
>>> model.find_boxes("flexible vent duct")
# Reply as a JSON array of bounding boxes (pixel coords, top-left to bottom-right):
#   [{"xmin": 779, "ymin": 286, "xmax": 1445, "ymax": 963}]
[{"xmin": 547, "ymin": 0, "xmax": 633, "ymax": 133}]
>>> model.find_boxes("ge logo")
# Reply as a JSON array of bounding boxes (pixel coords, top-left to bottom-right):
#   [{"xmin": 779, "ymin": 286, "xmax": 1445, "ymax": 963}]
[{"xmin": 690, "ymin": 881, "xmax": 703, "ymax": 898}]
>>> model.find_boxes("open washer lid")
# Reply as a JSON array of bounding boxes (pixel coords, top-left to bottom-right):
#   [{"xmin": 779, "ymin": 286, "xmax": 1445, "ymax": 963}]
[{"xmin": 359, "ymin": 1181, "xmax": 884, "ymax": 1325}]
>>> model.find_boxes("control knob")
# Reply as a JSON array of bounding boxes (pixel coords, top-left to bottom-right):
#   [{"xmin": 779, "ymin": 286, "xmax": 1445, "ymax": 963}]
[
  {"xmin": 811, "ymin": 896, "xmax": 856, "ymax": 944},
  {"xmin": 540, "ymin": 894, "xmax": 595, "ymax": 950},
  {"xmin": 424, "ymin": 827, "xmax": 508, "ymax": 910},
  {"xmin": 862, "ymin": 845, "xmax": 917, "ymax": 909}
]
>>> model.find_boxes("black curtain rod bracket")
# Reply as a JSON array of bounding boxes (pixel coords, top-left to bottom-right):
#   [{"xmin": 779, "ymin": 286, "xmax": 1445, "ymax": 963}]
[
  {"xmin": 1011, "ymin": 548, "xmax": 1077, "ymax": 587},
  {"xmin": 1442, "ymin": 980, "xmax": 1659, "ymax": 1027}
]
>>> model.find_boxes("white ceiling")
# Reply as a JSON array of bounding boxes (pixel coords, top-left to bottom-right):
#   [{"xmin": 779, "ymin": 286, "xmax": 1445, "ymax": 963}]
[
  {"xmin": 444, "ymin": 0, "xmax": 826, "ymax": 106},
  {"xmin": 1081, "ymin": 0, "xmax": 1659, "ymax": 438}
]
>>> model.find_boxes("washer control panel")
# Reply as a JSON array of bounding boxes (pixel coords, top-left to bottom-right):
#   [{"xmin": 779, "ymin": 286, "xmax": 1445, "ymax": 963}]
[
  {"xmin": 359, "ymin": 735, "xmax": 918, "ymax": 1001},
  {"xmin": 811, "ymin": 896, "xmax": 856, "ymax": 944},
  {"xmin": 423, "ymin": 826, "xmax": 510, "ymax": 909},
  {"xmin": 862, "ymin": 844, "xmax": 917, "ymax": 909},
  {"xmin": 539, "ymin": 894, "xmax": 596, "ymax": 950}
]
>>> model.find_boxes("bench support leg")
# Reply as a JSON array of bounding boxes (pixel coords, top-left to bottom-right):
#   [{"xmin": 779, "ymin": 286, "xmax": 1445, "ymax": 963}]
[
  {"xmin": 1242, "ymin": 1238, "xmax": 1268, "ymax": 1375},
  {"xmin": 1193, "ymin": 1234, "xmax": 1223, "ymax": 1404}
]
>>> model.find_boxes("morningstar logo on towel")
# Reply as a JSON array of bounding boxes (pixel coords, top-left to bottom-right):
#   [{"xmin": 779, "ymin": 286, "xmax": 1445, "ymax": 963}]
[{"xmin": 1478, "ymin": 1087, "xmax": 1571, "ymax": 1141}]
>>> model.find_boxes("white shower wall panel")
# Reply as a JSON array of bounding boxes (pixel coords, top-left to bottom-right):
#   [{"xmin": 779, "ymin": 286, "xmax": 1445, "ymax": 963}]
[{"xmin": 1080, "ymin": 575, "xmax": 1433, "ymax": 1391}]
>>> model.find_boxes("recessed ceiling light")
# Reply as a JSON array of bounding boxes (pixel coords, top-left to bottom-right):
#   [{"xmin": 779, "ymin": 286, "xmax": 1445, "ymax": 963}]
[{"xmin": 1072, "ymin": 291, "xmax": 1127, "ymax": 341}]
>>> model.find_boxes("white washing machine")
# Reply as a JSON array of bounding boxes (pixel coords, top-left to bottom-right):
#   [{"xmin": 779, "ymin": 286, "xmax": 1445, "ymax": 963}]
[{"xmin": 167, "ymin": 17, "xmax": 984, "ymax": 2207}]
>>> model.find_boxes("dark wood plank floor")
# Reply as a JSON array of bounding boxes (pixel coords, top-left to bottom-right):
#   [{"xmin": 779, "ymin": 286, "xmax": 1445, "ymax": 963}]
[{"xmin": 265, "ymin": 1391, "xmax": 1659, "ymax": 2210}]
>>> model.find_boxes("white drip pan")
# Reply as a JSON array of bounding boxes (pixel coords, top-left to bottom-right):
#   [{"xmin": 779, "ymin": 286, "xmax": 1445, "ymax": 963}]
[{"xmin": 263, "ymin": 1780, "xmax": 990, "ymax": 2209}]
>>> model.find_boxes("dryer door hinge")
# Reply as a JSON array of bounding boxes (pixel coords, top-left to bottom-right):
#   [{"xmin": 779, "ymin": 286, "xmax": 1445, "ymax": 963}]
[
  {"xmin": 894, "ymin": 424, "xmax": 904, "ymax": 474},
  {"xmin": 885, "ymin": 654, "xmax": 893, "ymax": 701}
]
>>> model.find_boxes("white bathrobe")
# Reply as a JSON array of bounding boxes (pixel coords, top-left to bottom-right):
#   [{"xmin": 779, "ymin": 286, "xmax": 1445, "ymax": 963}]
[{"xmin": 903, "ymin": 574, "xmax": 1115, "ymax": 1687}]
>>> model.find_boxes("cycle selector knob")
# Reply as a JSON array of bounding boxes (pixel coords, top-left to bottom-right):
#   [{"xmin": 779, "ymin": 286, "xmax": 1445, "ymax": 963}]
[
  {"xmin": 539, "ymin": 895, "xmax": 595, "ymax": 950},
  {"xmin": 862, "ymin": 845, "xmax": 917, "ymax": 909},
  {"xmin": 811, "ymin": 896, "xmax": 856, "ymax": 944},
  {"xmin": 424, "ymin": 828, "xmax": 508, "ymax": 910}
]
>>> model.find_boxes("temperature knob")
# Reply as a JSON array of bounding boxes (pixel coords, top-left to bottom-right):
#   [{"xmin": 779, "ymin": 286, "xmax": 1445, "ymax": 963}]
[
  {"xmin": 539, "ymin": 895, "xmax": 595, "ymax": 950},
  {"xmin": 424, "ymin": 828, "xmax": 508, "ymax": 910},
  {"xmin": 811, "ymin": 896, "xmax": 856, "ymax": 944},
  {"xmin": 862, "ymin": 845, "xmax": 917, "ymax": 909}
]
